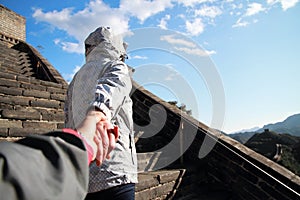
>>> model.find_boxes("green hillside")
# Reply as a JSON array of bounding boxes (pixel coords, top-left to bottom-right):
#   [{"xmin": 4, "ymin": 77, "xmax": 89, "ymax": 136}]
[{"xmin": 245, "ymin": 129, "xmax": 300, "ymax": 175}]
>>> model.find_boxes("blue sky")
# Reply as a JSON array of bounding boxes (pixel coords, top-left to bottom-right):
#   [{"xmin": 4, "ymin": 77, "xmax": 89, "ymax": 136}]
[{"xmin": 2, "ymin": 0, "xmax": 300, "ymax": 133}]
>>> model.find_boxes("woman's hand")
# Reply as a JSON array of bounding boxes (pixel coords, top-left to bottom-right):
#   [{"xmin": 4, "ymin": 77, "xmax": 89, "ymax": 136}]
[{"xmin": 76, "ymin": 110, "xmax": 118, "ymax": 166}]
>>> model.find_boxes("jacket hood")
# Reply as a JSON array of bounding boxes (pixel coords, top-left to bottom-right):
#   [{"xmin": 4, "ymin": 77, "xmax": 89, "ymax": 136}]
[{"xmin": 84, "ymin": 27, "xmax": 127, "ymax": 62}]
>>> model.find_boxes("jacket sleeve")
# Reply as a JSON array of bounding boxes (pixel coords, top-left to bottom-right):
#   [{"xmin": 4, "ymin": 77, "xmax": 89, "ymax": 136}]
[
  {"xmin": 0, "ymin": 131, "xmax": 89, "ymax": 200},
  {"xmin": 92, "ymin": 61, "xmax": 132, "ymax": 121}
]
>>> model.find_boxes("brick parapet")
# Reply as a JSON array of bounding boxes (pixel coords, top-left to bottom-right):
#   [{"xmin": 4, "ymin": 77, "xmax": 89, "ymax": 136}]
[
  {"xmin": 131, "ymin": 81, "xmax": 300, "ymax": 199},
  {"xmin": 0, "ymin": 4, "xmax": 26, "ymax": 43},
  {"xmin": 0, "ymin": 70, "xmax": 66, "ymax": 138}
]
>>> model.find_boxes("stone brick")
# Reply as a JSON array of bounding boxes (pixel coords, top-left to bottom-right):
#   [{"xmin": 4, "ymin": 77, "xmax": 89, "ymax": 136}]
[
  {"xmin": 0, "ymin": 78, "xmax": 19, "ymax": 87},
  {"xmin": 9, "ymin": 127, "xmax": 49, "ymax": 137},
  {"xmin": 59, "ymin": 102, "xmax": 65, "ymax": 109},
  {"xmin": 57, "ymin": 123, "xmax": 64, "ymax": 129},
  {"xmin": 40, "ymin": 80, "xmax": 62, "ymax": 88},
  {"xmin": 30, "ymin": 99, "xmax": 60, "ymax": 109},
  {"xmin": 238, "ymin": 168, "xmax": 259, "ymax": 185},
  {"xmin": 155, "ymin": 170, "xmax": 182, "ymax": 184},
  {"xmin": 238, "ymin": 178, "xmax": 269, "ymax": 200},
  {"xmin": 0, "ymin": 95, "xmax": 31, "ymax": 106},
  {"xmin": 20, "ymin": 82, "xmax": 47, "ymax": 91},
  {"xmin": 0, "ymin": 102, "xmax": 14, "ymax": 110},
  {"xmin": 0, "ymin": 72, "xmax": 16, "ymax": 80},
  {"xmin": 0, "ymin": 86, "xmax": 23, "ymax": 96},
  {"xmin": 41, "ymin": 110, "xmax": 64, "ymax": 122},
  {"xmin": 23, "ymin": 121, "xmax": 56, "ymax": 130},
  {"xmin": 274, "ymin": 181, "xmax": 300, "ymax": 200},
  {"xmin": 17, "ymin": 77, "xmax": 31, "ymax": 85},
  {"xmin": 135, "ymin": 181, "xmax": 174, "ymax": 200},
  {"xmin": 0, "ymin": 128, "xmax": 8, "ymax": 136},
  {"xmin": 47, "ymin": 86, "xmax": 66, "ymax": 94},
  {"xmin": 23, "ymin": 89, "xmax": 50, "ymax": 99},
  {"xmin": 136, "ymin": 173, "xmax": 160, "ymax": 192},
  {"xmin": 0, "ymin": 119, "xmax": 22, "ymax": 128},
  {"xmin": 2, "ymin": 109, "xmax": 40, "ymax": 120},
  {"xmin": 50, "ymin": 93, "xmax": 66, "ymax": 101},
  {"xmin": 260, "ymin": 181, "xmax": 293, "ymax": 200}
]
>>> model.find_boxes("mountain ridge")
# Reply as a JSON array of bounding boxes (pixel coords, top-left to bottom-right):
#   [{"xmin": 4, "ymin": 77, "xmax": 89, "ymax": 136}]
[{"xmin": 228, "ymin": 113, "xmax": 300, "ymax": 143}]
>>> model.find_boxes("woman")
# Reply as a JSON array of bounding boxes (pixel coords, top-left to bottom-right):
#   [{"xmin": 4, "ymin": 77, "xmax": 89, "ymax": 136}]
[{"xmin": 65, "ymin": 27, "xmax": 137, "ymax": 200}]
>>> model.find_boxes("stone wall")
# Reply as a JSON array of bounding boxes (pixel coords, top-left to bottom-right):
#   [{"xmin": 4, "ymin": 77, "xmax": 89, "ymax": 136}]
[
  {"xmin": 0, "ymin": 4, "xmax": 26, "ymax": 45},
  {"xmin": 131, "ymin": 83, "xmax": 300, "ymax": 199},
  {"xmin": 0, "ymin": 71, "xmax": 67, "ymax": 139}
]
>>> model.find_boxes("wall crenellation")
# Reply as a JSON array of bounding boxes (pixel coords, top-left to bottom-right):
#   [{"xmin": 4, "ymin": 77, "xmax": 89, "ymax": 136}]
[{"xmin": 0, "ymin": 5, "xmax": 26, "ymax": 46}]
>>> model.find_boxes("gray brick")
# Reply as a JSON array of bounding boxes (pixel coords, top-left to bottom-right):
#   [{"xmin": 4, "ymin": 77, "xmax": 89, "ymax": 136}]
[
  {"xmin": 17, "ymin": 75, "xmax": 31, "ymax": 83},
  {"xmin": 0, "ymin": 86, "xmax": 23, "ymax": 96},
  {"xmin": 136, "ymin": 173, "xmax": 159, "ymax": 192},
  {"xmin": 23, "ymin": 121, "xmax": 56, "ymax": 129},
  {"xmin": 0, "ymin": 102, "xmax": 14, "ymax": 110},
  {"xmin": 20, "ymin": 82, "xmax": 47, "ymax": 91},
  {"xmin": 0, "ymin": 128, "xmax": 8, "ymax": 137},
  {"xmin": 0, "ymin": 78, "xmax": 19, "ymax": 87},
  {"xmin": 9, "ymin": 127, "xmax": 49, "ymax": 137},
  {"xmin": 0, "ymin": 119, "xmax": 22, "ymax": 128},
  {"xmin": 135, "ymin": 181, "xmax": 174, "ymax": 200},
  {"xmin": 41, "ymin": 110, "xmax": 64, "ymax": 122},
  {"xmin": 30, "ymin": 99, "xmax": 60, "ymax": 109},
  {"xmin": 0, "ymin": 72, "xmax": 16, "ymax": 80},
  {"xmin": 47, "ymin": 87, "xmax": 66, "ymax": 94},
  {"xmin": 57, "ymin": 123, "xmax": 65, "ymax": 129},
  {"xmin": 0, "ymin": 95, "xmax": 30, "ymax": 106},
  {"xmin": 2, "ymin": 109, "xmax": 40, "ymax": 120},
  {"xmin": 23, "ymin": 89, "xmax": 50, "ymax": 99},
  {"xmin": 40, "ymin": 81, "xmax": 62, "ymax": 88},
  {"xmin": 50, "ymin": 93, "xmax": 66, "ymax": 101}
]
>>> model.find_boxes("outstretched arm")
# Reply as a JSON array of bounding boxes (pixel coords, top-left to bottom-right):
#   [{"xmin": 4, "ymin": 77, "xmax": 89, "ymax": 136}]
[{"xmin": 0, "ymin": 110, "xmax": 117, "ymax": 200}]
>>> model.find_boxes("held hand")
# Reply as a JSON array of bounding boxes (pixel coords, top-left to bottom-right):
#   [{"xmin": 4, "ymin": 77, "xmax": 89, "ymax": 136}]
[
  {"xmin": 94, "ymin": 121, "xmax": 118, "ymax": 165},
  {"xmin": 76, "ymin": 110, "xmax": 118, "ymax": 166}
]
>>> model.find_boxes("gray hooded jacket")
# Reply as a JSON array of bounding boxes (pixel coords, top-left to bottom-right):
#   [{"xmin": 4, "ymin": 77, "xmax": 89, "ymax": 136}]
[{"xmin": 64, "ymin": 27, "xmax": 137, "ymax": 192}]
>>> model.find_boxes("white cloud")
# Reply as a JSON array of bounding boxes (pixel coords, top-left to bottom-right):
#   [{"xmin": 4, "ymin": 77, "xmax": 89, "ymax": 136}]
[
  {"xmin": 267, "ymin": 0, "xmax": 299, "ymax": 11},
  {"xmin": 231, "ymin": 3, "xmax": 243, "ymax": 10},
  {"xmin": 232, "ymin": 18, "xmax": 249, "ymax": 28},
  {"xmin": 194, "ymin": 5, "xmax": 222, "ymax": 18},
  {"xmin": 53, "ymin": 38, "xmax": 60, "ymax": 45},
  {"xmin": 174, "ymin": 46, "xmax": 216, "ymax": 56},
  {"xmin": 60, "ymin": 42, "xmax": 82, "ymax": 54},
  {"xmin": 281, "ymin": 0, "xmax": 299, "ymax": 10},
  {"xmin": 158, "ymin": 14, "xmax": 171, "ymax": 29},
  {"xmin": 120, "ymin": 0, "xmax": 173, "ymax": 23},
  {"xmin": 175, "ymin": 0, "xmax": 215, "ymax": 7},
  {"xmin": 245, "ymin": 3, "xmax": 266, "ymax": 16},
  {"xmin": 185, "ymin": 18, "xmax": 205, "ymax": 36},
  {"xmin": 53, "ymin": 38, "xmax": 83, "ymax": 53},
  {"xmin": 130, "ymin": 55, "xmax": 148, "ymax": 60},
  {"xmin": 33, "ymin": 0, "xmax": 175, "ymax": 53},
  {"xmin": 33, "ymin": 0, "xmax": 130, "ymax": 54},
  {"xmin": 160, "ymin": 34, "xmax": 196, "ymax": 48}
]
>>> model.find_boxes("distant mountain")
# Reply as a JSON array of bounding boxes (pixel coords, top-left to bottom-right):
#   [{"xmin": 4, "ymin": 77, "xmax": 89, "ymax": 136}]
[
  {"xmin": 230, "ymin": 126, "xmax": 260, "ymax": 134},
  {"xmin": 245, "ymin": 129, "xmax": 300, "ymax": 175},
  {"xmin": 229, "ymin": 132, "xmax": 256, "ymax": 144},
  {"xmin": 257, "ymin": 113, "xmax": 300, "ymax": 136},
  {"xmin": 228, "ymin": 113, "xmax": 300, "ymax": 143}
]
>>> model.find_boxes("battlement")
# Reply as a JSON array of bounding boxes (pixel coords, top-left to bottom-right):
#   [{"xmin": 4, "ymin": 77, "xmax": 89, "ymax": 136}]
[{"xmin": 0, "ymin": 5, "xmax": 26, "ymax": 46}]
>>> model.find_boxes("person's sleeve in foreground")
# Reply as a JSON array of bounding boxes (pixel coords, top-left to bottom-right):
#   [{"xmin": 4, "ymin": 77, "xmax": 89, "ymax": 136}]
[{"xmin": 0, "ymin": 131, "xmax": 89, "ymax": 200}]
